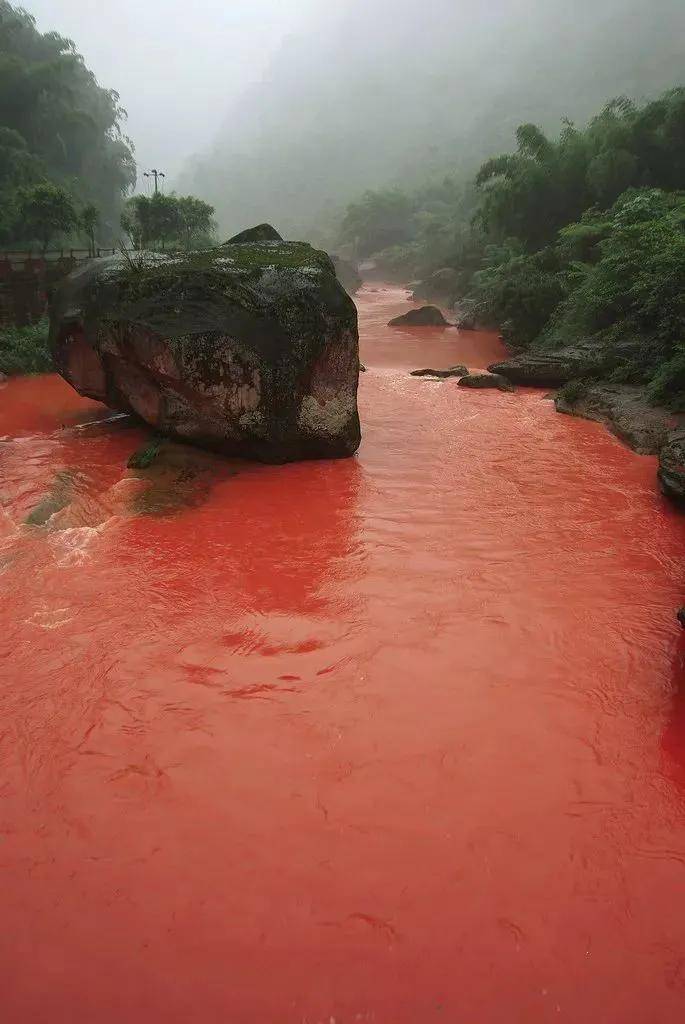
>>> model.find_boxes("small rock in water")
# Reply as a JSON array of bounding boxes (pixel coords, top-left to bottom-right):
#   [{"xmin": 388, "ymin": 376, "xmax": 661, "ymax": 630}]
[
  {"xmin": 677, "ymin": 607, "xmax": 685, "ymax": 629},
  {"xmin": 410, "ymin": 365, "xmax": 468, "ymax": 378},
  {"xmin": 458, "ymin": 373, "xmax": 516, "ymax": 393},
  {"xmin": 359, "ymin": 363, "xmax": 367, "ymax": 372},
  {"xmin": 25, "ymin": 469, "xmax": 76, "ymax": 526},
  {"xmin": 389, "ymin": 306, "xmax": 451, "ymax": 328}
]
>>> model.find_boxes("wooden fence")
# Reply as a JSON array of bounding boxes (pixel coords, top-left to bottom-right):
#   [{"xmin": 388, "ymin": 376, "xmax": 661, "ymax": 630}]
[{"xmin": 0, "ymin": 249, "xmax": 119, "ymax": 327}]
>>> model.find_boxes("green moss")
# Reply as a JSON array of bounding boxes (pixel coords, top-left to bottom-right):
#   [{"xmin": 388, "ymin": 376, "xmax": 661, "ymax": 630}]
[
  {"xmin": 127, "ymin": 435, "xmax": 165, "ymax": 469},
  {"xmin": 112, "ymin": 242, "xmax": 333, "ymax": 300}
]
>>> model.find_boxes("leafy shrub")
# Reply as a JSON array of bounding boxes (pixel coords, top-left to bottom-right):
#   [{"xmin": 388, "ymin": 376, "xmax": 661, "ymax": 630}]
[
  {"xmin": 0, "ymin": 319, "xmax": 52, "ymax": 374},
  {"xmin": 544, "ymin": 190, "xmax": 685, "ymax": 368},
  {"xmin": 466, "ymin": 243, "xmax": 567, "ymax": 346},
  {"xmin": 647, "ymin": 346, "xmax": 685, "ymax": 407}
]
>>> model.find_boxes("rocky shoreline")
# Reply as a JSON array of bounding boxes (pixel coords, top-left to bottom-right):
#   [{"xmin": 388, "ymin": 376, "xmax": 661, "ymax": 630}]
[{"xmin": 488, "ymin": 348, "xmax": 685, "ymax": 505}]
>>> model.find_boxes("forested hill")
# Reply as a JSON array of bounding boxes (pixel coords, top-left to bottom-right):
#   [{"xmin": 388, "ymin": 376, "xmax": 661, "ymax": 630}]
[
  {"xmin": 181, "ymin": 0, "xmax": 685, "ymax": 241},
  {"xmin": 0, "ymin": 1, "xmax": 135, "ymax": 245}
]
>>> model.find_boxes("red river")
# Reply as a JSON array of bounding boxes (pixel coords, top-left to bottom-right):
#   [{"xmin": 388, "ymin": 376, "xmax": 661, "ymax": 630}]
[{"xmin": 2, "ymin": 285, "xmax": 685, "ymax": 1022}]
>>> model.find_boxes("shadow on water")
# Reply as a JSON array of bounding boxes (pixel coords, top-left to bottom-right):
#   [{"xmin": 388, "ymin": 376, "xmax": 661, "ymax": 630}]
[{"xmin": 122, "ymin": 451, "xmax": 367, "ymax": 619}]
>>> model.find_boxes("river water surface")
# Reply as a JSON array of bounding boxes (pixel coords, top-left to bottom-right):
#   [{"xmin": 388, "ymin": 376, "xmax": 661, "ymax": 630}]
[{"xmin": 2, "ymin": 285, "xmax": 685, "ymax": 1022}]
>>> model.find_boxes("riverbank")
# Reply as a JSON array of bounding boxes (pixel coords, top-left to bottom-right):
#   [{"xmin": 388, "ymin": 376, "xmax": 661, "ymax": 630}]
[{"xmin": 487, "ymin": 347, "xmax": 685, "ymax": 506}]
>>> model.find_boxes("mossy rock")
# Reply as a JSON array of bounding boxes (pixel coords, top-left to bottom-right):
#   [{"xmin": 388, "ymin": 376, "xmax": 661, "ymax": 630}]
[
  {"xmin": 458, "ymin": 373, "xmax": 516, "ymax": 393},
  {"xmin": 389, "ymin": 306, "xmax": 451, "ymax": 328},
  {"xmin": 225, "ymin": 223, "xmax": 283, "ymax": 243},
  {"xmin": 49, "ymin": 241, "xmax": 361, "ymax": 464}
]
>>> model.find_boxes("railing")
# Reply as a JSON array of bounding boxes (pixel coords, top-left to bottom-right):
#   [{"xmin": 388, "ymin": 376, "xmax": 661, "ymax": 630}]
[{"xmin": 0, "ymin": 249, "xmax": 121, "ymax": 327}]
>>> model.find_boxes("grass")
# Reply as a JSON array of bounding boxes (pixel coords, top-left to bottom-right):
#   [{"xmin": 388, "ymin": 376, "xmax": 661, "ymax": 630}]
[{"xmin": 0, "ymin": 318, "xmax": 53, "ymax": 375}]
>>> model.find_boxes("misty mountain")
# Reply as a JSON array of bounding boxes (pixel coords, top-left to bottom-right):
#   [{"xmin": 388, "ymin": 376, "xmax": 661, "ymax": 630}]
[{"xmin": 180, "ymin": 0, "xmax": 685, "ymax": 240}]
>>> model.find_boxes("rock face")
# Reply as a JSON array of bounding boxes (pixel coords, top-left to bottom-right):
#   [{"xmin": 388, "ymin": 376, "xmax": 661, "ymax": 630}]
[
  {"xmin": 410, "ymin": 365, "xmax": 468, "ymax": 378},
  {"xmin": 489, "ymin": 344, "xmax": 608, "ymax": 387},
  {"xmin": 458, "ymin": 373, "xmax": 515, "ymax": 392},
  {"xmin": 389, "ymin": 306, "xmax": 450, "ymax": 328},
  {"xmin": 50, "ymin": 241, "xmax": 361, "ymax": 464},
  {"xmin": 226, "ymin": 223, "xmax": 283, "ymax": 243},
  {"xmin": 658, "ymin": 428, "xmax": 685, "ymax": 504},
  {"xmin": 555, "ymin": 383, "xmax": 673, "ymax": 455}
]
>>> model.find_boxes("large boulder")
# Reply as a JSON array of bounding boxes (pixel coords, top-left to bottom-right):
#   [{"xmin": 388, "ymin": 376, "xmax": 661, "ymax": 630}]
[
  {"xmin": 389, "ymin": 306, "xmax": 451, "ymax": 328},
  {"xmin": 49, "ymin": 241, "xmax": 361, "ymax": 463},
  {"xmin": 488, "ymin": 344, "xmax": 609, "ymax": 387},
  {"xmin": 226, "ymin": 223, "xmax": 283, "ymax": 243}
]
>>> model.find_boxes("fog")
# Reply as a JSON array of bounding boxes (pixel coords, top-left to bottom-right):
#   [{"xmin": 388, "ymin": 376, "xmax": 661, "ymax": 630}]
[
  {"xmin": 23, "ymin": 0, "xmax": 685, "ymax": 237},
  {"xmin": 22, "ymin": 0, "xmax": 319, "ymax": 177}
]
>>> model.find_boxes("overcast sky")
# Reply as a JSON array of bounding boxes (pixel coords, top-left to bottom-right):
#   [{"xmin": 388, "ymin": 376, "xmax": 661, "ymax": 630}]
[{"xmin": 23, "ymin": 0, "xmax": 317, "ymax": 185}]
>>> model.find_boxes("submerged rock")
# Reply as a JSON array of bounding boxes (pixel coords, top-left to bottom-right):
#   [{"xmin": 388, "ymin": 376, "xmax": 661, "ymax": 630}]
[
  {"xmin": 488, "ymin": 345, "xmax": 608, "ymax": 387},
  {"xmin": 225, "ymin": 223, "xmax": 283, "ymax": 243},
  {"xmin": 389, "ymin": 306, "xmax": 451, "ymax": 328},
  {"xmin": 410, "ymin": 365, "xmax": 469, "ymax": 378},
  {"xmin": 458, "ymin": 373, "xmax": 515, "ymax": 393},
  {"xmin": 50, "ymin": 241, "xmax": 361, "ymax": 463},
  {"xmin": 658, "ymin": 428, "xmax": 685, "ymax": 504},
  {"xmin": 25, "ymin": 469, "xmax": 76, "ymax": 526}
]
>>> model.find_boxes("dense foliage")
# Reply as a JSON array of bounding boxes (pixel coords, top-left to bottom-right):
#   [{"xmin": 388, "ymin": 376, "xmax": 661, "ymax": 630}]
[
  {"xmin": 339, "ymin": 178, "xmax": 479, "ymax": 282},
  {"xmin": 340, "ymin": 86, "xmax": 685, "ymax": 405},
  {"xmin": 0, "ymin": 1, "xmax": 136, "ymax": 246},
  {"xmin": 121, "ymin": 193, "xmax": 217, "ymax": 251},
  {"xmin": 465, "ymin": 89, "xmax": 685, "ymax": 404},
  {"xmin": 0, "ymin": 318, "xmax": 51, "ymax": 375}
]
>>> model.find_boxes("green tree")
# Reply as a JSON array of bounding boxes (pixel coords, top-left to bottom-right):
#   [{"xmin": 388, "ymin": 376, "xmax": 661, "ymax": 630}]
[
  {"xmin": 81, "ymin": 203, "xmax": 99, "ymax": 256},
  {"xmin": 17, "ymin": 181, "xmax": 77, "ymax": 251},
  {"xmin": 341, "ymin": 188, "xmax": 415, "ymax": 257},
  {"xmin": 121, "ymin": 193, "xmax": 216, "ymax": 251},
  {"xmin": 0, "ymin": 1, "xmax": 135, "ymax": 242},
  {"xmin": 176, "ymin": 195, "xmax": 216, "ymax": 249}
]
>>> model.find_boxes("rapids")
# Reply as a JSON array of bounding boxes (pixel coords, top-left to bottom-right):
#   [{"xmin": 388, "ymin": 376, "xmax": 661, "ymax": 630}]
[{"xmin": 1, "ymin": 285, "xmax": 685, "ymax": 1022}]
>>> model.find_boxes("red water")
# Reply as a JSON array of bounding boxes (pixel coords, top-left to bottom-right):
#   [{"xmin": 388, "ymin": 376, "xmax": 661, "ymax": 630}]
[{"xmin": 2, "ymin": 285, "xmax": 685, "ymax": 1023}]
